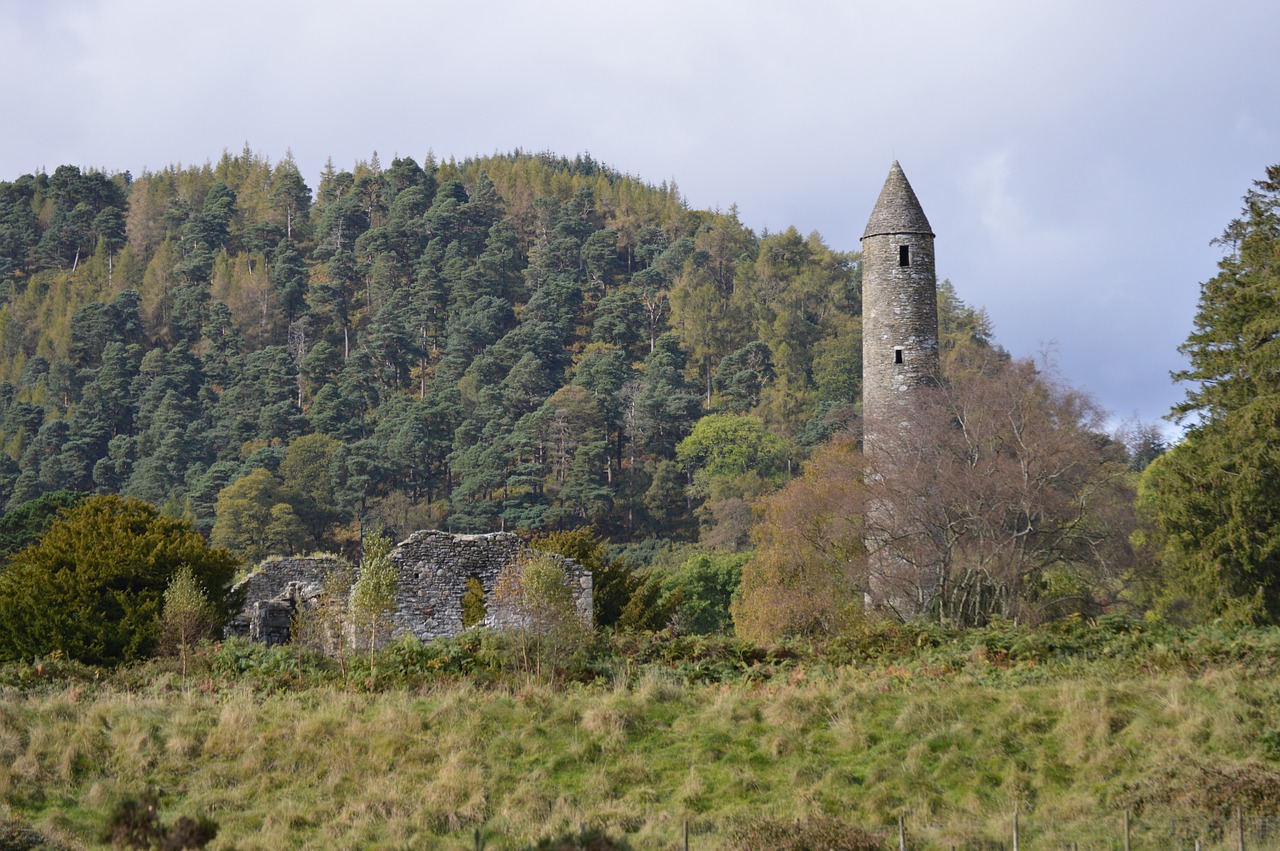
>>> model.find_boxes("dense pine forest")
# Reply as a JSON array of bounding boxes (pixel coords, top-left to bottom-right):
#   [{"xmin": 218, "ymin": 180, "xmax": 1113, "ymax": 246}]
[{"xmin": 0, "ymin": 148, "xmax": 884, "ymax": 552}]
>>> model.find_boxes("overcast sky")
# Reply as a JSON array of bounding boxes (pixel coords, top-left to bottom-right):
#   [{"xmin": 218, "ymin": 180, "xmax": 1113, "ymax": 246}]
[{"xmin": 2, "ymin": 0, "xmax": 1277, "ymax": 436}]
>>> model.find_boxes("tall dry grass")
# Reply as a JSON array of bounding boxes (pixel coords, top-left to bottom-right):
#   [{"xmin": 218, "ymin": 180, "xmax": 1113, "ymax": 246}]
[{"xmin": 3, "ymin": 636, "xmax": 1280, "ymax": 848}]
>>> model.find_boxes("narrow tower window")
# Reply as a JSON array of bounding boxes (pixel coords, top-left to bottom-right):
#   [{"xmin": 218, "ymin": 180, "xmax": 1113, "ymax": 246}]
[
  {"xmin": 894, "ymin": 347, "xmax": 904, "ymax": 364},
  {"xmin": 898, "ymin": 245, "xmax": 910, "ymax": 267}
]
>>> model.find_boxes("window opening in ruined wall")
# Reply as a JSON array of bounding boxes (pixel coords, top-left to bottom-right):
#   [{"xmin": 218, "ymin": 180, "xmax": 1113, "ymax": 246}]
[
  {"xmin": 461, "ymin": 575, "xmax": 487, "ymax": 628},
  {"xmin": 894, "ymin": 347, "xmax": 904, "ymax": 365},
  {"xmin": 899, "ymin": 245, "xmax": 910, "ymax": 267}
]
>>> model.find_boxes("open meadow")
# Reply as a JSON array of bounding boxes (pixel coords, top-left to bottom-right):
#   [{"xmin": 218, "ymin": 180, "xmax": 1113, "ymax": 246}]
[{"xmin": 4, "ymin": 621, "xmax": 1280, "ymax": 849}]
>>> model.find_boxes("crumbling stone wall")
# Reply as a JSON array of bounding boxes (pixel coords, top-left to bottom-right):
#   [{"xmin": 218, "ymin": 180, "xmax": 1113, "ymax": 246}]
[
  {"xmin": 389, "ymin": 530, "xmax": 591, "ymax": 641},
  {"xmin": 229, "ymin": 532, "xmax": 592, "ymax": 646},
  {"xmin": 226, "ymin": 556, "xmax": 344, "ymax": 646}
]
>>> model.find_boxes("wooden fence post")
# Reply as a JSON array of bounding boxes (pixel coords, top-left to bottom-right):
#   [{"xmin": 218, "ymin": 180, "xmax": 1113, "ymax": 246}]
[
  {"xmin": 1012, "ymin": 809, "xmax": 1019, "ymax": 851},
  {"xmin": 1237, "ymin": 804, "xmax": 1245, "ymax": 851},
  {"xmin": 1124, "ymin": 809, "xmax": 1131, "ymax": 851},
  {"xmin": 898, "ymin": 813, "xmax": 906, "ymax": 850}
]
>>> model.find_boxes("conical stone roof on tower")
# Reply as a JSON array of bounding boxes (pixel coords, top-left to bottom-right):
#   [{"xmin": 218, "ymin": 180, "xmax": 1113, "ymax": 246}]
[
  {"xmin": 862, "ymin": 160, "xmax": 934, "ymax": 240},
  {"xmin": 860, "ymin": 161, "xmax": 939, "ymax": 440}
]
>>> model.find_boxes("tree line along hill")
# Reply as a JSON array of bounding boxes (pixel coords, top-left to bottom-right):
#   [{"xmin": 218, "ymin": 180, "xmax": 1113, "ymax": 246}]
[
  {"xmin": 30, "ymin": 146, "xmax": 1280, "ymax": 639},
  {"xmin": 0, "ymin": 147, "xmax": 997, "ymax": 558}
]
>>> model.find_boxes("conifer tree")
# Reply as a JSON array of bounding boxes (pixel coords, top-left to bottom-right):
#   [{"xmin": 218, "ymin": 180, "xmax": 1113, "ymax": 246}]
[{"xmin": 1148, "ymin": 163, "xmax": 1280, "ymax": 621}]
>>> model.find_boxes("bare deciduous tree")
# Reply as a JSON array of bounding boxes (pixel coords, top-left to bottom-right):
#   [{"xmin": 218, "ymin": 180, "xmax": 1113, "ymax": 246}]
[{"xmin": 864, "ymin": 355, "xmax": 1137, "ymax": 625}]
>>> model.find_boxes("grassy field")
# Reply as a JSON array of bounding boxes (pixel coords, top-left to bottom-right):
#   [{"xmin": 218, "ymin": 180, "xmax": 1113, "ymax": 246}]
[{"xmin": 3, "ymin": 621, "xmax": 1280, "ymax": 849}]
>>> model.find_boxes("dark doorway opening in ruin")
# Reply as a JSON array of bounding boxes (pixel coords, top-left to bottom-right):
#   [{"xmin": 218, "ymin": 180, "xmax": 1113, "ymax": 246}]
[
  {"xmin": 894, "ymin": 347, "xmax": 904, "ymax": 364},
  {"xmin": 899, "ymin": 245, "xmax": 910, "ymax": 267}
]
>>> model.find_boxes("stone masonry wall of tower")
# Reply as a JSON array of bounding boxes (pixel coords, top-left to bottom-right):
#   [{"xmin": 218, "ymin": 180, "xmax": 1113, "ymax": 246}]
[
  {"xmin": 860, "ymin": 162, "xmax": 939, "ymax": 445},
  {"xmin": 860, "ymin": 162, "xmax": 941, "ymax": 617}
]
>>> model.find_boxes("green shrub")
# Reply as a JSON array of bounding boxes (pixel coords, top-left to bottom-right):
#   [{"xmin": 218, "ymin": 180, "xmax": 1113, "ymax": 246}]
[
  {"xmin": 207, "ymin": 637, "xmax": 335, "ymax": 691},
  {"xmin": 0, "ymin": 495, "xmax": 238, "ymax": 666},
  {"xmin": 461, "ymin": 575, "xmax": 487, "ymax": 628}
]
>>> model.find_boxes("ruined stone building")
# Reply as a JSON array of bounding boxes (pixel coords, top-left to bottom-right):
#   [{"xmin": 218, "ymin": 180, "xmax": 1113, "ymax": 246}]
[
  {"xmin": 228, "ymin": 530, "xmax": 592, "ymax": 646},
  {"xmin": 860, "ymin": 161, "xmax": 941, "ymax": 617}
]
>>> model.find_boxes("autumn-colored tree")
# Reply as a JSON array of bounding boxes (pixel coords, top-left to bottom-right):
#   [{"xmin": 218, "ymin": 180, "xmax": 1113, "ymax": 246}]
[{"xmin": 732, "ymin": 436, "xmax": 866, "ymax": 641}]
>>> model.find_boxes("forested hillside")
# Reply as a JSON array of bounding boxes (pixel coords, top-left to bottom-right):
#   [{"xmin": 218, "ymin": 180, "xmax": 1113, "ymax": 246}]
[{"xmin": 0, "ymin": 148, "xmax": 974, "ymax": 556}]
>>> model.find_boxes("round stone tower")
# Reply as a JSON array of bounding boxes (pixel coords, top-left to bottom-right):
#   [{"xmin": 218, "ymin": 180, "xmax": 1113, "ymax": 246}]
[
  {"xmin": 860, "ymin": 161, "xmax": 939, "ymax": 442},
  {"xmin": 860, "ymin": 162, "xmax": 940, "ymax": 618}
]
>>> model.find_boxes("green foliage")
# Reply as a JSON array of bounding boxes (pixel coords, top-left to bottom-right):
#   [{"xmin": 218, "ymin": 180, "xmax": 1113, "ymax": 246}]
[
  {"xmin": 1148, "ymin": 163, "xmax": 1280, "ymax": 622},
  {"xmin": 496, "ymin": 552, "xmax": 590, "ymax": 677},
  {"xmin": 530, "ymin": 527, "xmax": 635, "ymax": 628},
  {"xmin": 211, "ymin": 467, "xmax": 302, "ymax": 563},
  {"xmin": 502, "ymin": 553, "xmax": 581, "ymax": 633},
  {"xmin": 0, "ymin": 494, "xmax": 237, "ymax": 665},
  {"xmin": 609, "ymin": 544, "xmax": 744, "ymax": 637},
  {"xmin": 0, "ymin": 489, "xmax": 87, "ymax": 558},
  {"xmin": 663, "ymin": 551, "xmax": 748, "ymax": 634},
  {"xmin": 350, "ymin": 529, "xmax": 397, "ymax": 655},
  {"xmin": 206, "ymin": 636, "xmax": 336, "ymax": 692},
  {"xmin": 160, "ymin": 565, "xmax": 216, "ymax": 677},
  {"xmin": 277, "ymin": 432, "xmax": 342, "ymax": 543},
  {"xmin": 1137, "ymin": 431, "xmax": 1277, "ymax": 625},
  {"xmin": 461, "ymin": 575, "xmax": 487, "ymax": 628},
  {"xmin": 676, "ymin": 414, "xmax": 788, "ymax": 547},
  {"xmin": 676, "ymin": 413, "xmax": 786, "ymax": 481}
]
